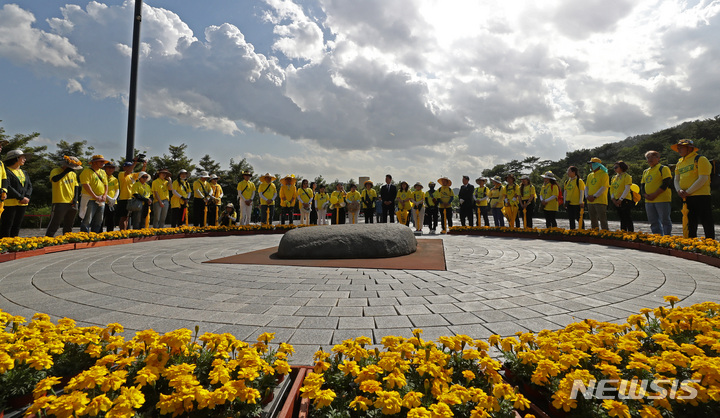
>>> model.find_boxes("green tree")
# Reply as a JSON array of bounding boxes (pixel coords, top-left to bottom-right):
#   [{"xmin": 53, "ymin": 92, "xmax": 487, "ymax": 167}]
[
  {"xmin": 149, "ymin": 144, "xmax": 195, "ymax": 177},
  {"xmin": 196, "ymin": 154, "xmax": 221, "ymax": 177}
]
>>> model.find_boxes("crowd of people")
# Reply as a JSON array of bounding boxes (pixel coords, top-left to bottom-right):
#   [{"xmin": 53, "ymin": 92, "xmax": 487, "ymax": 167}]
[{"xmin": 0, "ymin": 139, "xmax": 714, "ymax": 240}]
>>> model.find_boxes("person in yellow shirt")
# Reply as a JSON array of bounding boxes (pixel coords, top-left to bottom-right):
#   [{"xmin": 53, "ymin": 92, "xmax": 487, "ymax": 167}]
[
  {"xmin": 117, "ymin": 157, "xmax": 147, "ymax": 230},
  {"xmin": 236, "ymin": 170, "xmax": 256, "ymax": 226},
  {"xmin": 563, "ymin": 166, "xmax": 586, "ymax": 230},
  {"xmin": 219, "ymin": 203, "xmax": 238, "ymax": 226},
  {"xmin": 315, "ymin": 184, "xmax": 329, "ymax": 225},
  {"xmin": 0, "ymin": 140, "xmax": 9, "ymax": 219},
  {"xmin": 0, "ymin": 149, "xmax": 33, "ymax": 238},
  {"xmin": 46, "ymin": 155, "xmax": 82, "ymax": 237},
  {"xmin": 437, "ymin": 177, "xmax": 454, "ymax": 232},
  {"xmin": 519, "ymin": 175, "xmax": 536, "ymax": 228},
  {"xmin": 103, "ymin": 162, "xmax": 119, "ymax": 232},
  {"xmin": 361, "ymin": 180, "xmax": 377, "ymax": 223},
  {"xmin": 585, "ymin": 157, "xmax": 610, "ymax": 230},
  {"xmin": 279, "ymin": 174, "xmax": 297, "ymax": 225},
  {"xmin": 258, "ymin": 173, "xmax": 277, "ymax": 225},
  {"xmin": 473, "ymin": 177, "xmax": 490, "ymax": 227},
  {"xmin": 345, "ymin": 183, "xmax": 362, "ymax": 224},
  {"xmin": 192, "ymin": 171, "xmax": 211, "ymax": 226},
  {"xmin": 131, "ymin": 172, "xmax": 152, "ymax": 229},
  {"xmin": 504, "ymin": 173, "xmax": 520, "ymax": 227},
  {"xmin": 673, "ymin": 139, "xmax": 714, "ymax": 239},
  {"xmin": 79, "ymin": 154, "xmax": 109, "ymax": 233},
  {"xmin": 641, "ymin": 151, "xmax": 672, "ymax": 235},
  {"xmin": 424, "ymin": 182, "xmax": 439, "ymax": 233},
  {"xmin": 330, "ymin": 182, "xmax": 346, "ymax": 224},
  {"xmin": 488, "ymin": 176, "xmax": 505, "ymax": 227},
  {"xmin": 610, "ymin": 161, "xmax": 634, "ymax": 232},
  {"xmin": 410, "ymin": 182, "xmax": 425, "ymax": 232},
  {"xmin": 540, "ymin": 171, "xmax": 559, "ymax": 228},
  {"xmin": 170, "ymin": 169, "xmax": 191, "ymax": 228},
  {"xmin": 207, "ymin": 174, "xmax": 223, "ymax": 226},
  {"xmin": 297, "ymin": 178, "xmax": 314, "ymax": 225},
  {"xmin": 395, "ymin": 181, "xmax": 413, "ymax": 226},
  {"xmin": 152, "ymin": 169, "xmax": 173, "ymax": 228}
]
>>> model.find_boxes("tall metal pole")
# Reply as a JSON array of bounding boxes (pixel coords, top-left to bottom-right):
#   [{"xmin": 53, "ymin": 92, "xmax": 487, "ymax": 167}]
[{"xmin": 125, "ymin": 0, "xmax": 143, "ymax": 162}]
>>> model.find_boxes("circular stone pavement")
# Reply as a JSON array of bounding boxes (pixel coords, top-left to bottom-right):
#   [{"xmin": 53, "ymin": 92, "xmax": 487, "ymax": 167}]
[{"xmin": 1, "ymin": 234, "xmax": 719, "ymax": 365}]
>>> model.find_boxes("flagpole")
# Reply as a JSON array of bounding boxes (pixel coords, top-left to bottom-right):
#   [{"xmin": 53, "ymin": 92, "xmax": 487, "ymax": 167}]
[{"xmin": 126, "ymin": 0, "xmax": 143, "ymax": 161}]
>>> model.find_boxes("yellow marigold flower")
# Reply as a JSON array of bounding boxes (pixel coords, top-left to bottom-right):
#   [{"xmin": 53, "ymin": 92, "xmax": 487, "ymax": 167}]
[
  {"xmin": 359, "ymin": 379, "xmax": 382, "ymax": 393},
  {"xmin": 374, "ymin": 390, "xmax": 403, "ymax": 415},
  {"xmin": 602, "ymin": 399, "xmax": 631, "ymax": 418},
  {"xmin": 349, "ymin": 395, "xmax": 372, "ymax": 411},
  {"xmin": 409, "ymin": 407, "xmax": 432, "ymax": 418},
  {"xmin": 85, "ymin": 394, "xmax": 114, "ymax": 416},
  {"xmin": 403, "ymin": 391, "xmax": 424, "ymax": 409},
  {"xmin": 429, "ymin": 401, "xmax": 453, "ymax": 418},
  {"xmin": 257, "ymin": 332, "xmax": 276, "ymax": 344},
  {"xmin": 313, "ymin": 389, "xmax": 336, "ymax": 408},
  {"xmin": 33, "ymin": 376, "xmax": 61, "ymax": 400},
  {"xmin": 511, "ymin": 393, "xmax": 531, "ymax": 410},
  {"xmin": 462, "ymin": 370, "xmax": 476, "ymax": 382},
  {"xmin": 639, "ymin": 405, "xmax": 663, "ymax": 418},
  {"xmin": 488, "ymin": 334, "xmax": 501, "ymax": 347},
  {"xmin": 551, "ymin": 390, "xmax": 577, "ymax": 412}
]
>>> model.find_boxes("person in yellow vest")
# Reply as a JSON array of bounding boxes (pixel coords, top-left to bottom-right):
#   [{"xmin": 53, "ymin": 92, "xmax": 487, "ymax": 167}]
[
  {"xmin": 206, "ymin": 174, "xmax": 223, "ymax": 226},
  {"xmin": 641, "ymin": 150, "xmax": 673, "ymax": 235},
  {"xmin": 519, "ymin": 175, "xmax": 536, "ymax": 228},
  {"xmin": 315, "ymin": 184, "xmax": 330, "ymax": 225},
  {"xmin": 563, "ymin": 166, "xmax": 586, "ymax": 230},
  {"xmin": 0, "ymin": 149, "xmax": 33, "ymax": 237},
  {"xmin": 330, "ymin": 182, "xmax": 347, "ymax": 224},
  {"xmin": 297, "ymin": 178, "xmax": 314, "ymax": 225},
  {"xmin": 219, "ymin": 203, "xmax": 238, "ymax": 226},
  {"xmin": 540, "ymin": 171, "xmax": 560, "ymax": 228},
  {"xmin": 192, "ymin": 171, "xmax": 211, "ymax": 226},
  {"xmin": 395, "ymin": 181, "xmax": 413, "ymax": 226},
  {"xmin": 410, "ymin": 182, "xmax": 425, "ymax": 232},
  {"xmin": 151, "ymin": 168, "xmax": 173, "ymax": 228},
  {"xmin": 0, "ymin": 140, "xmax": 8, "ymax": 220},
  {"xmin": 131, "ymin": 172, "xmax": 152, "ymax": 229},
  {"xmin": 473, "ymin": 177, "xmax": 490, "ymax": 227},
  {"xmin": 488, "ymin": 176, "xmax": 505, "ymax": 227},
  {"xmin": 585, "ymin": 157, "xmax": 610, "ymax": 230},
  {"xmin": 117, "ymin": 157, "xmax": 147, "ymax": 230},
  {"xmin": 103, "ymin": 162, "xmax": 119, "ymax": 232},
  {"xmin": 345, "ymin": 183, "xmax": 362, "ymax": 224},
  {"xmin": 504, "ymin": 173, "xmax": 520, "ymax": 227},
  {"xmin": 258, "ymin": 173, "xmax": 277, "ymax": 225},
  {"xmin": 170, "ymin": 169, "xmax": 191, "ymax": 228},
  {"xmin": 279, "ymin": 174, "xmax": 297, "ymax": 225},
  {"xmin": 673, "ymin": 139, "xmax": 714, "ymax": 239},
  {"xmin": 236, "ymin": 170, "xmax": 256, "ymax": 226},
  {"xmin": 46, "ymin": 155, "xmax": 82, "ymax": 237},
  {"xmin": 79, "ymin": 154, "xmax": 109, "ymax": 233},
  {"xmin": 424, "ymin": 181, "xmax": 439, "ymax": 233},
  {"xmin": 361, "ymin": 180, "xmax": 377, "ymax": 223},
  {"xmin": 610, "ymin": 161, "xmax": 634, "ymax": 232},
  {"xmin": 437, "ymin": 177, "xmax": 454, "ymax": 233}
]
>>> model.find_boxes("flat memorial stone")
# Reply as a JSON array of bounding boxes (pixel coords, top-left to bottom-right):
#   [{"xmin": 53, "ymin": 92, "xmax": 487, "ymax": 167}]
[{"xmin": 277, "ymin": 224, "xmax": 417, "ymax": 259}]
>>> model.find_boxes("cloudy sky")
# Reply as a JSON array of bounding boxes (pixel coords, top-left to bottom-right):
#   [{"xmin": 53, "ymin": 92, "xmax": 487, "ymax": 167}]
[{"xmin": 1, "ymin": 0, "xmax": 719, "ymax": 185}]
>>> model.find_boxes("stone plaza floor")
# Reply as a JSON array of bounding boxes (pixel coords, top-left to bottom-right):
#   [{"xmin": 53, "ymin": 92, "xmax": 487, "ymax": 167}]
[{"xmin": 1, "ymin": 232, "xmax": 719, "ymax": 364}]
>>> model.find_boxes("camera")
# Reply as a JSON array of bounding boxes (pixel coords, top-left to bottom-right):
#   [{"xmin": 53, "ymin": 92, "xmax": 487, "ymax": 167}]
[{"xmin": 136, "ymin": 153, "xmax": 147, "ymax": 163}]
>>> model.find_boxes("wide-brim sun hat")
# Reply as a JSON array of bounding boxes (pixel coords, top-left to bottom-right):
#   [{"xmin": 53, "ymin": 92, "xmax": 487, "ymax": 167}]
[
  {"xmin": 89, "ymin": 154, "xmax": 109, "ymax": 164},
  {"xmin": 519, "ymin": 174, "xmax": 530, "ymax": 181},
  {"xmin": 437, "ymin": 177, "xmax": 452, "ymax": 187},
  {"xmin": 506, "ymin": 173, "xmax": 516, "ymax": 180},
  {"xmin": 138, "ymin": 171, "xmax": 150, "ymax": 179},
  {"xmin": 413, "ymin": 182, "xmax": 423, "ymax": 189},
  {"xmin": 158, "ymin": 168, "xmax": 171, "ymax": 175},
  {"xmin": 210, "ymin": 173, "xmax": 218, "ymax": 180},
  {"xmin": 587, "ymin": 157, "xmax": 602, "ymax": 164},
  {"xmin": 259, "ymin": 173, "xmax": 276, "ymax": 182},
  {"xmin": 62, "ymin": 155, "xmax": 83, "ymax": 170},
  {"xmin": 103, "ymin": 162, "xmax": 116, "ymax": 169},
  {"xmin": 541, "ymin": 171, "xmax": 557, "ymax": 180},
  {"xmin": 241, "ymin": 170, "xmax": 253, "ymax": 176},
  {"xmin": 226, "ymin": 203, "xmax": 235, "ymax": 208},
  {"xmin": 428, "ymin": 181, "xmax": 436, "ymax": 187},
  {"xmin": 475, "ymin": 177, "xmax": 485, "ymax": 184},
  {"xmin": 364, "ymin": 180, "xmax": 374, "ymax": 186},
  {"xmin": 199, "ymin": 171, "xmax": 210, "ymax": 178},
  {"xmin": 671, "ymin": 139, "xmax": 698, "ymax": 153},
  {"xmin": 3, "ymin": 149, "xmax": 32, "ymax": 162},
  {"xmin": 490, "ymin": 176, "xmax": 503, "ymax": 184},
  {"xmin": 280, "ymin": 174, "xmax": 296, "ymax": 185},
  {"xmin": 178, "ymin": 169, "xmax": 188, "ymax": 175}
]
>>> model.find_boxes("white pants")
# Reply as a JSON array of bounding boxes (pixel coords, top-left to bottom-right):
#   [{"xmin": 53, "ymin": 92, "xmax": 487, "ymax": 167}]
[
  {"xmin": 348, "ymin": 210, "xmax": 360, "ymax": 224},
  {"xmin": 299, "ymin": 205, "xmax": 311, "ymax": 224},
  {"xmin": 318, "ymin": 209, "xmax": 328, "ymax": 225},
  {"xmin": 79, "ymin": 194, "xmax": 91, "ymax": 220},
  {"xmin": 239, "ymin": 200, "xmax": 253, "ymax": 225},
  {"xmin": 412, "ymin": 206, "xmax": 425, "ymax": 230}
]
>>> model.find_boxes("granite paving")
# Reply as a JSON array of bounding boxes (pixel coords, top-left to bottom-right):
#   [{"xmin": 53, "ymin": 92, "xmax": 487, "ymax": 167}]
[{"xmin": 1, "ymin": 231, "xmax": 719, "ymax": 365}]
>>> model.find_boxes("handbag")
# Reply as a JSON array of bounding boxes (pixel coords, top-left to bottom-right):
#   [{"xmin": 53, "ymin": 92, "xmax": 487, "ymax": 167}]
[{"xmin": 127, "ymin": 198, "xmax": 143, "ymax": 212}]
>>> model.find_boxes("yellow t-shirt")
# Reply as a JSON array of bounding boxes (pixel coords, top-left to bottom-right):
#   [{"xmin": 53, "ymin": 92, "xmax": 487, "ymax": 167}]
[
  {"xmin": 0, "ymin": 161, "xmax": 6, "ymax": 194},
  {"xmin": 675, "ymin": 151, "xmax": 712, "ymax": 196},
  {"xmin": 237, "ymin": 180, "xmax": 256, "ymax": 200},
  {"xmin": 438, "ymin": 186, "xmax": 454, "ymax": 208},
  {"xmin": 411, "ymin": 190, "xmax": 425, "ymax": 205},
  {"xmin": 171, "ymin": 179, "xmax": 191, "ymax": 209},
  {"xmin": 330, "ymin": 190, "xmax": 346, "ymax": 208},
  {"xmin": 107, "ymin": 175, "xmax": 119, "ymax": 200},
  {"xmin": 79, "ymin": 167, "xmax": 108, "ymax": 200},
  {"xmin": 540, "ymin": 183, "xmax": 559, "ymax": 211},
  {"xmin": 315, "ymin": 192, "xmax": 329, "ymax": 209},
  {"xmin": 50, "ymin": 168, "xmax": 78, "ymax": 204},
  {"xmin": 279, "ymin": 185, "xmax": 297, "ymax": 207},
  {"xmin": 586, "ymin": 170, "xmax": 609, "ymax": 205},
  {"xmin": 489, "ymin": 186, "xmax": 505, "ymax": 208},
  {"xmin": 610, "ymin": 172, "xmax": 632, "ymax": 200},
  {"xmin": 564, "ymin": 177, "xmax": 586, "ymax": 205},
  {"xmin": 425, "ymin": 189, "xmax": 439, "ymax": 207},
  {"xmin": 642, "ymin": 164, "xmax": 672, "ymax": 203},
  {"xmin": 361, "ymin": 188, "xmax": 377, "ymax": 208},
  {"xmin": 5, "ymin": 168, "xmax": 28, "ymax": 207},
  {"xmin": 520, "ymin": 184, "xmax": 536, "ymax": 202},
  {"xmin": 396, "ymin": 190, "xmax": 412, "ymax": 211},
  {"xmin": 152, "ymin": 178, "xmax": 170, "ymax": 201},
  {"xmin": 118, "ymin": 172, "xmax": 139, "ymax": 200},
  {"xmin": 505, "ymin": 183, "xmax": 520, "ymax": 206},
  {"xmin": 211, "ymin": 183, "xmax": 223, "ymax": 204},
  {"xmin": 193, "ymin": 179, "xmax": 211, "ymax": 199},
  {"xmin": 131, "ymin": 181, "xmax": 151, "ymax": 199},
  {"xmin": 297, "ymin": 187, "xmax": 314, "ymax": 204},
  {"xmin": 345, "ymin": 190, "xmax": 361, "ymax": 209},
  {"xmin": 258, "ymin": 182, "xmax": 277, "ymax": 204},
  {"xmin": 474, "ymin": 186, "xmax": 489, "ymax": 207}
]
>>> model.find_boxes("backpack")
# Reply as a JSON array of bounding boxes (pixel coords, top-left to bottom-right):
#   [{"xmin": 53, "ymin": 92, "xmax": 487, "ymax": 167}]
[{"xmin": 694, "ymin": 154, "xmax": 720, "ymax": 189}]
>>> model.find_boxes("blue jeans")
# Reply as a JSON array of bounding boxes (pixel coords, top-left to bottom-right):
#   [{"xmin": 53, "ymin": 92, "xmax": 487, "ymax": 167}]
[
  {"xmin": 492, "ymin": 207, "xmax": 505, "ymax": 227},
  {"xmin": 81, "ymin": 200, "xmax": 105, "ymax": 233},
  {"xmin": 645, "ymin": 201, "xmax": 672, "ymax": 235}
]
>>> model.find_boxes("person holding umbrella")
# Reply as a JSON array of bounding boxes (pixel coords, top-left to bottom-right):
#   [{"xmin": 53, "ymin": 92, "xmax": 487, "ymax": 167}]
[
  {"xmin": 170, "ymin": 169, "xmax": 191, "ymax": 227},
  {"xmin": 673, "ymin": 139, "xmax": 714, "ymax": 239},
  {"xmin": 330, "ymin": 182, "xmax": 347, "ymax": 224},
  {"xmin": 585, "ymin": 157, "xmax": 610, "ymax": 230},
  {"xmin": 410, "ymin": 182, "xmax": 425, "ymax": 232},
  {"xmin": 540, "ymin": 171, "xmax": 560, "ymax": 228},
  {"xmin": 504, "ymin": 173, "xmax": 520, "ymax": 227},
  {"xmin": 519, "ymin": 175, "xmax": 536, "ymax": 228},
  {"xmin": 258, "ymin": 173, "xmax": 277, "ymax": 225},
  {"xmin": 361, "ymin": 180, "xmax": 377, "ymax": 223},
  {"xmin": 279, "ymin": 174, "xmax": 297, "ymax": 225},
  {"xmin": 437, "ymin": 176, "xmax": 454, "ymax": 233},
  {"xmin": 564, "ymin": 166, "xmax": 585, "ymax": 229},
  {"xmin": 488, "ymin": 176, "xmax": 505, "ymax": 227},
  {"xmin": 473, "ymin": 177, "xmax": 490, "ymax": 227}
]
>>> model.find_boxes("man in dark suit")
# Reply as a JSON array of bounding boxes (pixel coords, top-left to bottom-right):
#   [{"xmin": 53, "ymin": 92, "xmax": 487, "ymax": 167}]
[
  {"xmin": 380, "ymin": 174, "xmax": 397, "ymax": 223},
  {"xmin": 458, "ymin": 175, "xmax": 475, "ymax": 226}
]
